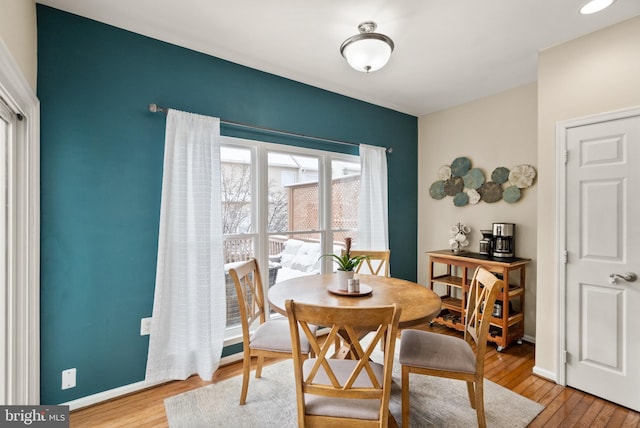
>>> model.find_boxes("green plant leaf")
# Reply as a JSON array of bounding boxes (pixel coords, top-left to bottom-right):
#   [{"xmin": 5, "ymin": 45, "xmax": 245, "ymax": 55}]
[{"xmin": 319, "ymin": 253, "xmax": 369, "ymax": 271}]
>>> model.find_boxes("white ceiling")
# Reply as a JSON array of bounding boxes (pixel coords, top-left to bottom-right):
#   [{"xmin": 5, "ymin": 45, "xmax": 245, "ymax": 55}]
[{"xmin": 36, "ymin": 0, "xmax": 640, "ymax": 116}]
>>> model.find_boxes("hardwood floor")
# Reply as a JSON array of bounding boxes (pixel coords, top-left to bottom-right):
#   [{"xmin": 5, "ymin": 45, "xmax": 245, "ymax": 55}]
[{"xmin": 70, "ymin": 324, "xmax": 640, "ymax": 427}]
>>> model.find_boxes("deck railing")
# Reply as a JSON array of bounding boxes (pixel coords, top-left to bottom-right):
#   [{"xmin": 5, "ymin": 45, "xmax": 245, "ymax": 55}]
[{"xmin": 223, "ymin": 236, "xmax": 288, "ymax": 264}]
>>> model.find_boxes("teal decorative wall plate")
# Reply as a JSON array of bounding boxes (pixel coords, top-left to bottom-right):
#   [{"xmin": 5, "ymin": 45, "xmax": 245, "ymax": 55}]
[
  {"xmin": 503, "ymin": 185, "xmax": 522, "ymax": 203},
  {"xmin": 429, "ymin": 180, "xmax": 446, "ymax": 199},
  {"xmin": 453, "ymin": 192, "xmax": 469, "ymax": 206},
  {"xmin": 491, "ymin": 166, "xmax": 510, "ymax": 184},
  {"xmin": 463, "ymin": 168, "xmax": 485, "ymax": 189},
  {"xmin": 451, "ymin": 156, "xmax": 472, "ymax": 177}
]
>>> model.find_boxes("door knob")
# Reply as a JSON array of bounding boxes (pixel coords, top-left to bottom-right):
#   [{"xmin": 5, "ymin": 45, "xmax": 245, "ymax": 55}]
[{"xmin": 608, "ymin": 272, "xmax": 638, "ymax": 284}]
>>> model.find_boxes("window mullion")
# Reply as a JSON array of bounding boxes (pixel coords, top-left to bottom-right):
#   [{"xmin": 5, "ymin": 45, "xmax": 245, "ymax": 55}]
[
  {"xmin": 255, "ymin": 144, "xmax": 270, "ymax": 301},
  {"xmin": 319, "ymin": 155, "xmax": 333, "ymax": 273}
]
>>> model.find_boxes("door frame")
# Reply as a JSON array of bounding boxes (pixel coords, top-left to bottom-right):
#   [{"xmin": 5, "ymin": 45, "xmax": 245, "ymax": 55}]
[
  {"xmin": 0, "ymin": 41, "xmax": 40, "ymax": 404},
  {"xmin": 555, "ymin": 105, "xmax": 640, "ymax": 386}
]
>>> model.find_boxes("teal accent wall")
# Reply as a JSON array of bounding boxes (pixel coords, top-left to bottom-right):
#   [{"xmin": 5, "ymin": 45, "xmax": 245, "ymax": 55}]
[{"xmin": 37, "ymin": 5, "xmax": 418, "ymax": 404}]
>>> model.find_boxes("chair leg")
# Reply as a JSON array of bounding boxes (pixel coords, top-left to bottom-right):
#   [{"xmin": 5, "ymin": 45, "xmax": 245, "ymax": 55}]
[
  {"xmin": 240, "ymin": 354, "xmax": 251, "ymax": 405},
  {"xmin": 255, "ymin": 356, "xmax": 264, "ymax": 378},
  {"xmin": 466, "ymin": 381, "xmax": 476, "ymax": 409},
  {"xmin": 474, "ymin": 379, "xmax": 486, "ymax": 428},
  {"xmin": 402, "ymin": 366, "xmax": 410, "ymax": 427}
]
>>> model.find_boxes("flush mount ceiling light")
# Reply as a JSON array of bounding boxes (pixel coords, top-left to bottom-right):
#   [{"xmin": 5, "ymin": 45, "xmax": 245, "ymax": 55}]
[
  {"xmin": 580, "ymin": 0, "xmax": 616, "ymax": 14},
  {"xmin": 340, "ymin": 21, "xmax": 394, "ymax": 73}
]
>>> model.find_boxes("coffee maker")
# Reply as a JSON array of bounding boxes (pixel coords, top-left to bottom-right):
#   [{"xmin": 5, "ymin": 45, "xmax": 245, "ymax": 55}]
[
  {"xmin": 479, "ymin": 230, "xmax": 493, "ymax": 255},
  {"xmin": 492, "ymin": 223, "xmax": 515, "ymax": 258}
]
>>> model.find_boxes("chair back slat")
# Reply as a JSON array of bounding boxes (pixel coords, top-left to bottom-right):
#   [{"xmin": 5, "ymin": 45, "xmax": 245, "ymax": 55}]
[
  {"xmin": 464, "ymin": 266, "xmax": 503, "ymax": 372},
  {"xmin": 342, "ymin": 249, "xmax": 391, "ymax": 277},
  {"xmin": 286, "ymin": 300, "xmax": 401, "ymax": 427},
  {"xmin": 229, "ymin": 258, "xmax": 266, "ymax": 339}
]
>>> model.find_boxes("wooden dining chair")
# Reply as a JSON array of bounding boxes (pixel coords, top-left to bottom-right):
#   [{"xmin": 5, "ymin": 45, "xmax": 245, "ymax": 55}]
[
  {"xmin": 343, "ymin": 249, "xmax": 391, "ymax": 277},
  {"xmin": 229, "ymin": 258, "xmax": 315, "ymax": 405},
  {"xmin": 336, "ymin": 249, "xmax": 392, "ymax": 352},
  {"xmin": 285, "ymin": 299, "xmax": 401, "ymax": 428},
  {"xmin": 399, "ymin": 266, "xmax": 503, "ymax": 428}
]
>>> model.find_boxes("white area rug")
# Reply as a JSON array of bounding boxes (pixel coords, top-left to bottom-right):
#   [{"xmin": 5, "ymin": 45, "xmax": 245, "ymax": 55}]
[{"xmin": 165, "ymin": 349, "xmax": 543, "ymax": 427}]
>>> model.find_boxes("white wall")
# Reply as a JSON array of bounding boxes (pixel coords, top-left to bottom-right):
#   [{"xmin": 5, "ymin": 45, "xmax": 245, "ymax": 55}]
[
  {"xmin": 535, "ymin": 15, "xmax": 640, "ymax": 377},
  {"xmin": 418, "ymin": 83, "xmax": 538, "ymax": 338},
  {"xmin": 0, "ymin": 0, "xmax": 37, "ymax": 90}
]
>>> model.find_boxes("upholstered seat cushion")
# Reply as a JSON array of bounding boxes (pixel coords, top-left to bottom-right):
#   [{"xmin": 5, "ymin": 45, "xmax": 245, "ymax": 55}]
[
  {"xmin": 250, "ymin": 319, "xmax": 315, "ymax": 353},
  {"xmin": 399, "ymin": 329, "xmax": 476, "ymax": 374},
  {"xmin": 302, "ymin": 359, "xmax": 383, "ymax": 420}
]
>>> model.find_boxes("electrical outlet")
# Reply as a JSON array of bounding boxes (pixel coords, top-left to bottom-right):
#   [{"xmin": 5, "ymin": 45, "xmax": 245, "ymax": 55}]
[
  {"xmin": 140, "ymin": 317, "xmax": 152, "ymax": 336},
  {"xmin": 62, "ymin": 368, "xmax": 76, "ymax": 390}
]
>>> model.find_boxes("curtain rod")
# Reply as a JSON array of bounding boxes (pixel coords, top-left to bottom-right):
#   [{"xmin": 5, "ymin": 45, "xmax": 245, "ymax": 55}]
[{"xmin": 148, "ymin": 103, "xmax": 392, "ymax": 153}]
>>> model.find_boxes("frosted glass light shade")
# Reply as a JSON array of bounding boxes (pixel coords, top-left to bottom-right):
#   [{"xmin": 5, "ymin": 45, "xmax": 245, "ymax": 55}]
[{"xmin": 341, "ymin": 36, "xmax": 393, "ymax": 73}]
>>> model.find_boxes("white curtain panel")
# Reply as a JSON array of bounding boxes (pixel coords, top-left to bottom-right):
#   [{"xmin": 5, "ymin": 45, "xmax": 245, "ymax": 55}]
[
  {"xmin": 146, "ymin": 109, "xmax": 226, "ymax": 382},
  {"xmin": 357, "ymin": 144, "xmax": 389, "ymax": 250}
]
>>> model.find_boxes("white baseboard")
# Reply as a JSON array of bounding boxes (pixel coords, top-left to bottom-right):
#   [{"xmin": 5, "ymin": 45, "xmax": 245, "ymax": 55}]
[
  {"xmin": 532, "ymin": 365, "xmax": 557, "ymax": 383},
  {"xmin": 61, "ymin": 379, "xmax": 166, "ymax": 411},
  {"xmin": 522, "ymin": 334, "xmax": 535, "ymax": 344},
  {"xmin": 62, "ymin": 351, "xmax": 248, "ymax": 411}
]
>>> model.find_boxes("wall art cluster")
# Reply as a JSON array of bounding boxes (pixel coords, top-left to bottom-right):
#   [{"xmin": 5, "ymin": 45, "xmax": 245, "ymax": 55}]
[{"xmin": 429, "ymin": 156, "xmax": 536, "ymax": 206}]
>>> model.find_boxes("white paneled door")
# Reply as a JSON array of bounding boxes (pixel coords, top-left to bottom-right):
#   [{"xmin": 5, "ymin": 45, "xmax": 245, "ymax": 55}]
[{"xmin": 565, "ymin": 114, "xmax": 640, "ymax": 412}]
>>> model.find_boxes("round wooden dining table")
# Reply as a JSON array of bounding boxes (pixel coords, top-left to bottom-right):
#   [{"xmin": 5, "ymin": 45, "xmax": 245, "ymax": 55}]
[{"xmin": 268, "ymin": 273, "xmax": 442, "ymax": 329}]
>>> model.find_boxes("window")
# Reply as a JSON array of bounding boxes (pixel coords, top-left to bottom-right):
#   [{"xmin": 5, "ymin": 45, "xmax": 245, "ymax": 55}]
[{"xmin": 220, "ymin": 137, "xmax": 360, "ymax": 336}]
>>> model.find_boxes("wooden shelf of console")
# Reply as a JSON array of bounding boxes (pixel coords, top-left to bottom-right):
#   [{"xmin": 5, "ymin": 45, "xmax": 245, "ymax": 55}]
[{"xmin": 427, "ymin": 249, "xmax": 531, "ymax": 351}]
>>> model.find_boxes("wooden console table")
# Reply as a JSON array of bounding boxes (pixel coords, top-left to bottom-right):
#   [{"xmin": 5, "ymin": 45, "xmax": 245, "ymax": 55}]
[{"xmin": 427, "ymin": 250, "xmax": 531, "ymax": 351}]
